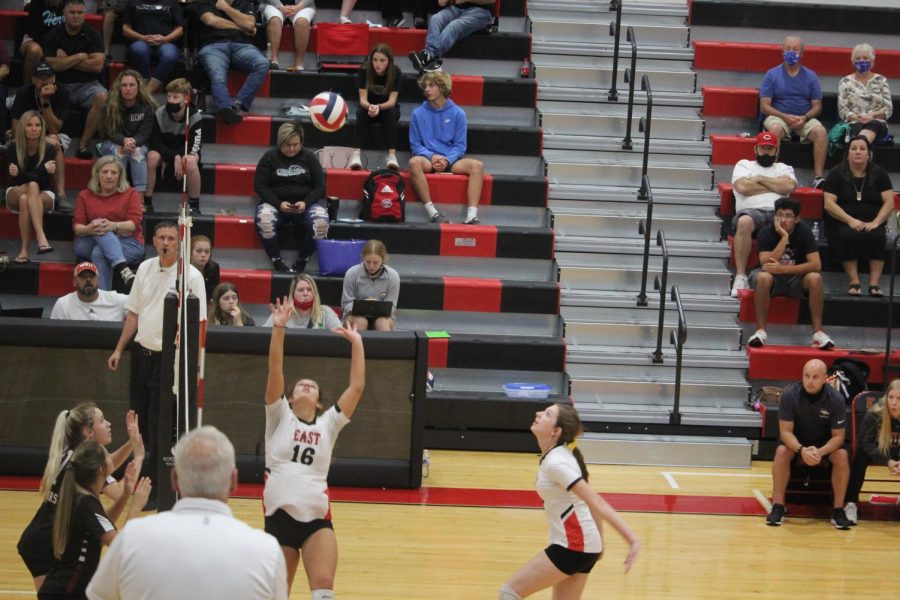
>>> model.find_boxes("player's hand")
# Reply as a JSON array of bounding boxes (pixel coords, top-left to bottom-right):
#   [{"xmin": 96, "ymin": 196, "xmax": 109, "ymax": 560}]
[
  {"xmin": 132, "ymin": 476, "xmax": 152, "ymax": 509},
  {"xmin": 270, "ymin": 296, "xmax": 292, "ymax": 328},
  {"xmin": 9, "ymin": 163, "xmax": 18, "ymax": 177},
  {"xmin": 624, "ymin": 540, "xmax": 640, "ymax": 573},
  {"xmin": 332, "ymin": 320, "xmax": 363, "ymax": 345},
  {"xmin": 108, "ymin": 351, "xmax": 121, "ymax": 371},
  {"xmin": 44, "ymin": 160, "xmax": 56, "ymax": 175}
]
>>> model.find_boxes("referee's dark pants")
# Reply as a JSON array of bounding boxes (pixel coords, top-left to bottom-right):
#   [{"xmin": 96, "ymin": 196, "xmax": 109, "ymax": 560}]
[{"xmin": 130, "ymin": 346, "xmax": 161, "ymax": 488}]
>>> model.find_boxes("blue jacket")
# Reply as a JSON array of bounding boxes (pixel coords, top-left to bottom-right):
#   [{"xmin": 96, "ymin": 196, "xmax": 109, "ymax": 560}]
[{"xmin": 409, "ymin": 99, "xmax": 467, "ymax": 165}]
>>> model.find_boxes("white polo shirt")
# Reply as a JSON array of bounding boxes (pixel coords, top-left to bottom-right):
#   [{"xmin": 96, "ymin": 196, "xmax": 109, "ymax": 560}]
[
  {"xmin": 126, "ymin": 258, "xmax": 207, "ymax": 352},
  {"xmin": 86, "ymin": 497, "xmax": 288, "ymax": 600},
  {"xmin": 51, "ymin": 290, "xmax": 128, "ymax": 321}
]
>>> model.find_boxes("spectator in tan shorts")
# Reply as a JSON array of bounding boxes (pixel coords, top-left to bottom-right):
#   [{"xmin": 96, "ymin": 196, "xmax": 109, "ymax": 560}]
[{"xmin": 759, "ymin": 36, "xmax": 828, "ymax": 189}]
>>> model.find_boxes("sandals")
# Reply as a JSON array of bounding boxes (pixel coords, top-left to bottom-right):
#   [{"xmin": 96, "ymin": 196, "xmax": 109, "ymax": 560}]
[
  {"xmin": 869, "ymin": 285, "xmax": 884, "ymax": 298},
  {"xmin": 14, "ymin": 255, "xmax": 29, "ymax": 264},
  {"xmin": 848, "ymin": 283, "xmax": 862, "ymax": 296},
  {"xmin": 37, "ymin": 245, "xmax": 54, "ymax": 255}
]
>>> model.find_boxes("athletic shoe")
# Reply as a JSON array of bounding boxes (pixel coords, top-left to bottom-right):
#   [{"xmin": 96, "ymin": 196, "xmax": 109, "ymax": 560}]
[
  {"xmin": 349, "ymin": 150, "xmax": 363, "ymax": 170},
  {"xmin": 766, "ymin": 503, "xmax": 786, "ymax": 526},
  {"xmin": 812, "ymin": 176, "xmax": 826, "ymax": 189},
  {"xmin": 386, "ymin": 154, "xmax": 400, "ymax": 171},
  {"xmin": 747, "ymin": 329, "xmax": 767, "ymax": 348},
  {"xmin": 292, "ymin": 258, "xmax": 308, "ymax": 273},
  {"xmin": 844, "ymin": 502, "xmax": 858, "ymax": 525},
  {"xmin": 423, "ymin": 58, "xmax": 443, "ymax": 72},
  {"xmin": 338, "ymin": 15, "xmax": 352, "ymax": 24},
  {"xmin": 430, "ymin": 211, "xmax": 449, "ymax": 223},
  {"xmin": 218, "ymin": 105, "xmax": 243, "ymax": 125},
  {"xmin": 271, "ymin": 258, "xmax": 290, "ymax": 272},
  {"xmin": 76, "ymin": 146, "xmax": 94, "ymax": 160},
  {"xmin": 731, "ymin": 274, "xmax": 750, "ymax": 298},
  {"xmin": 55, "ymin": 194, "xmax": 73, "ymax": 213},
  {"xmin": 270, "ymin": 61, "xmax": 282, "ymax": 71},
  {"xmin": 118, "ymin": 266, "xmax": 136, "ymax": 293},
  {"xmin": 812, "ymin": 330, "xmax": 835, "ymax": 350},
  {"xmin": 409, "ymin": 50, "xmax": 434, "ymax": 73},
  {"xmin": 831, "ymin": 507, "xmax": 852, "ymax": 530},
  {"xmin": 386, "ymin": 17, "xmax": 405, "ymax": 28},
  {"xmin": 463, "ymin": 217, "xmax": 480, "ymax": 225}
]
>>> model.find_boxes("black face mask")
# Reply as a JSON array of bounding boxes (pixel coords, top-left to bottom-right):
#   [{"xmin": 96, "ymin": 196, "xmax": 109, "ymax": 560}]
[
  {"xmin": 165, "ymin": 102, "xmax": 183, "ymax": 116},
  {"xmin": 756, "ymin": 154, "xmax": 776, "ymax": 167}
]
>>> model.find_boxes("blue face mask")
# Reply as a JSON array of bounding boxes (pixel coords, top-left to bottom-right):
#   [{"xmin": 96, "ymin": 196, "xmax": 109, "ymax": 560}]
[
  {"xmin": 783, "ymin": 50, "xmax": 800, "ymax": 65},
  {"xmin": 854, "ymin": 60, "xmax": 871, "ymax": 73}
]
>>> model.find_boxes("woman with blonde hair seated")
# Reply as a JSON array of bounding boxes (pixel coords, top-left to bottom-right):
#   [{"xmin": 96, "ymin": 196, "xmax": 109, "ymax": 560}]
[{"xmin": 263, "ymin": 273, "xmax": 341, "ymax": 329}]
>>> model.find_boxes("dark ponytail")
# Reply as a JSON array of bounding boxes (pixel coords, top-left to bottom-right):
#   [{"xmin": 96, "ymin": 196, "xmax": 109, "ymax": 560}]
[
  {"xmin": 554, "ymin": 403, "xmax": 588, "ymax": 482},
  {"xmin": 52, "ymin": 441, "xmax": 107, "ymax": 558}
]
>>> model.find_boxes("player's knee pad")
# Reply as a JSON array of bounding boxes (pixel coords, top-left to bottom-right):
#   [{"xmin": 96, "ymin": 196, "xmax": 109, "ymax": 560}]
[
  {"xmin": 498, "ymin": 584, "xmax": 522, "ymax": 600},
  {"xmin": 311, "ymin": 590, "xmax": 334, "ymax": 600},
  {"xmin": 257, "ymin": 204, "xmax": 278, "ymax": 238}
]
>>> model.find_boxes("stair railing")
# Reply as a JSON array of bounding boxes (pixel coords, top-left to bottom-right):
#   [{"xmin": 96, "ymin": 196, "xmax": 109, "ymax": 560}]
[
  {"xmin": 636, "ymin": 174, "xmax": 654, "ymax": 307},
  {"xmin": 621, "ymin": 27, "xmax": 637, "ymax": 150},
  {"xmin": 884, "ymin": 230, "xmax": 900, "ymax": 381},
  {"xmin": 637, "ymin": 74, "xmax": 653, "ymax": 200},
  {"xmin": 652, "ymin": 230, "xmax": 669, "ymax": 363},
  {"xmin": 670, "ymin": 286, "xmax": 687, "ymax": 425},
  {"xmin": 607, "ymin": 0, "xmax": 623, "ymax": 101}
]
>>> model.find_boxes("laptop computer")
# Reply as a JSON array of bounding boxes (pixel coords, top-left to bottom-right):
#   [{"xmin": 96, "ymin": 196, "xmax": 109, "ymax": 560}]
[{"xmin": 350, "ymin": 300, "xmax": 393, "ymax": 318}]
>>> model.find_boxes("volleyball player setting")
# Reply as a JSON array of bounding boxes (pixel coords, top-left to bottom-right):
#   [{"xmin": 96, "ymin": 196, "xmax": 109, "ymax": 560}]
[{"xmin": 309, "ymin": 91, "xmax": 349, "ymax": 132}]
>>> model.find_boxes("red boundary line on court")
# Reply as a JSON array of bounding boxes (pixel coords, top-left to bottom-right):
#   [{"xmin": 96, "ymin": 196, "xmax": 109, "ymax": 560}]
[{"xmin": 4, "ymin": 477, "xmax": 898, "ymax": 520}]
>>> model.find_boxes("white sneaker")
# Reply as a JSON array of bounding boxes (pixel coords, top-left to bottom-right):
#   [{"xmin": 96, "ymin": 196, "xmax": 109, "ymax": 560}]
[
  {"xmin": 844, "ymin": 502, "xmax": 858, "ymax": 525},
  {"xmin": 731, "ymin": 274, "xmax": 750, "ymax": 297},
  {"xmin": 747, "ymin": 329, "xmax": 767, "ymax": 348},
  {"xmin": 338, "ymin": 15, "xmax": 352, "ymax": 24},
  {"xmin": 349, "ymin": 150, "xmax": 362, "ymax": 171},
  {"xmin": 386, "ymin": 154, "xmax": 399, "ymax": 170},
  {"xmin": 812, "ymin": 330, "xmax": 835, "ymax": 350}
]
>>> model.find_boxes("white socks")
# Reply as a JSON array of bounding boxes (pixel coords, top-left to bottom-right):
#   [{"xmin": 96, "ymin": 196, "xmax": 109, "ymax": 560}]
[
  {"xmin": 423, "ymin": 201, "xmax": 438, "ymax": 218},
  {"xmin": 498, "ymin": 584, "xmax": 523, "ymax": 600},
  {"xmin": 311, "ymin": 590, "xmax": 334, "ymax": 600},
  {"xmin": 466, "ymin": 206, "xmax": 478, "ymax": 222}
]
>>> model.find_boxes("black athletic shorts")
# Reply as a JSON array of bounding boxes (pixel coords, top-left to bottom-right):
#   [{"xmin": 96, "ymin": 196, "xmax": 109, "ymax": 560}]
[
  {"xmin": 265, "ymin": 508, "xmax": 333, "ymax": 550},
  {"xmin": 544, "ymin": 544, "xmax": 601, "ymax": 575},
  {"xmin": 17, "ymin": 509, "xmax": 54, "ymax": 577}
]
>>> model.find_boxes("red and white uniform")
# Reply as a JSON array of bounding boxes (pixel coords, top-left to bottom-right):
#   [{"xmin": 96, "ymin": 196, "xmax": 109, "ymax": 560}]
[
  {"xmin": 263, "ymin": 397, "xmax": 349, "ymax": 522},
  {"xmin": 536, "ymin": 446, "xmax": 602, "ymax": 553}
]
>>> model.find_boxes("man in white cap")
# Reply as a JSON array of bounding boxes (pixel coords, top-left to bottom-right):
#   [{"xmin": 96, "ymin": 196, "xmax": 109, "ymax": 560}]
[
  {"xmin": 50, "ymin": 261, "xmax": 128, "ymax": 320},
  {"xmin": 730, "ymin": 130, "xmax": 798, "ymax": 297}
]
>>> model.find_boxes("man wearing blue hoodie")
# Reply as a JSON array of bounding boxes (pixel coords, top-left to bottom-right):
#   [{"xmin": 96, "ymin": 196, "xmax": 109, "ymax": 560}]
[{"xmin": 408, "ymin": 71, "xmax": 484, "ymax": 224}]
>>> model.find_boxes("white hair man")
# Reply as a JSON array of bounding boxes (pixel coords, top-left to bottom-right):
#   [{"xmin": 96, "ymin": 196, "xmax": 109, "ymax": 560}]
[{"xmin": 87, "ymin": 426, "xmax": 288, "ymax": 600}]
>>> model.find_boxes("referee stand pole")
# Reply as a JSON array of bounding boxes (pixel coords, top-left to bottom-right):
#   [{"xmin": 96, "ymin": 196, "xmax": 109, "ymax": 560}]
[{"xmin": 158, "ymin": 292, "xmax": 200, "ymax": 512}]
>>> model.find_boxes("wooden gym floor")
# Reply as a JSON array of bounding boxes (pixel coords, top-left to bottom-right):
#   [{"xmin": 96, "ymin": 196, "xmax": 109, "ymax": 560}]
[{"xmin": 2, "ymin": 450, "xmax": 899, "ymax": 599}]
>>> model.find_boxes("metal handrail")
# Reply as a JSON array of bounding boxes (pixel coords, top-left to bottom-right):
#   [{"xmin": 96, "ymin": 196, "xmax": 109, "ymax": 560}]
[
  {"xmin": 669, "ymin": 286, "xmax": 687, "ymax": 425},
  {"xmin": 636, "ymin": 174, "xmax": 654, "ymax": 307},
  {"xmin": 607, "ymin": 0, "xmax": 623, "ymax": 101},
  {"xmin": 884, "ymin": 232, "xmax": 900, "ymax": 381},
  {"xmin": 637, "ymin": 75, "xmax": 653, "ymax": 200},
  {"xmin": 621, "ymin": 27, "xmax": 637, "ymax": 150},
  {"xmin": 652, "ymin": 230, "xmax": 669, "ymax": 363}
]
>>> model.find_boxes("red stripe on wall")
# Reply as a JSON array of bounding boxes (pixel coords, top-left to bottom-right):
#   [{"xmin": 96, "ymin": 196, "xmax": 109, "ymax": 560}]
[
  {"xmin": 710, "ymin": 135, "xmax": 755, "ymax": 165},
  {"xmin": 428, "ymin": 338, "xmax": 449, "ymax": 369},
  {"xmin": 443, "ymin": 277, "xmax": 502, "ymax": 312},
  {"xmin": 228, "ymin": 71, "xmax": 271, "ymax": 99},
  {"xmin": 64, "ymin": 158, "xmax": 94, "ymax": 191},
  {"xmin": 214, "ymin": 164, "xmax": 257, "ymax": 196},
  {"xmin": 439, "ymin": 224, "xmax": 497, "ymax": 258},
  {"xmin": 214, "ymin": 115, "xmax": 272, "ymax": 146},
  {"xmin": 0, "ymin": 209, "xmax": 19, "ymax": 239},
  {"xmin": 563, "ymin": 512, "xmax": 585, "ymax": 551},
  {"xmin": 219, "ymin": 268, "xmax": 272, "ymax": 305},
  {"xmin": 214, "ymin": 215, "xmax": 261, "ymax": 249},
  {"xmin": 727, "ymin": 236, "xmax": 759, "ymax": 270},
  {"xmin": 748, "ymin": 347, "xmax": 900, "ymax": 383},
  {"xmin": 737, "ymin": 290, "xmax": 799, "ymax": 324},
  {"xmin": 718, "ymin": 183, "xmax": 832, "ymax": 219},
  {"xmin": 702, "ymin": 86, "xmax": 759, "ymax": 118},
  {"xmin": 38, "ymin": 262, "xmax": 75, "ymax": 297},
  {"xmin": 368, "ymin": 28, "xmax": 425, "ymax": 56},
  {"xmin": 448, "ymin": 75, "xmax": 485, "ymax": 107}
]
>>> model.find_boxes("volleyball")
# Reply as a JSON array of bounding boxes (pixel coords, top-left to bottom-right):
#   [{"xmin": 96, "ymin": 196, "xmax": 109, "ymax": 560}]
[{"xmin": 309, "ymin": 91, "xmax": 348, "ymax": 132}]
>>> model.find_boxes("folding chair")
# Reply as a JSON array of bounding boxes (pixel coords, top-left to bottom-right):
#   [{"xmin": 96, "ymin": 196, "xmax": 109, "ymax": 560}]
[{"xmin": 316, "ymin": 22, "xmax": 369, "ymax": 73}]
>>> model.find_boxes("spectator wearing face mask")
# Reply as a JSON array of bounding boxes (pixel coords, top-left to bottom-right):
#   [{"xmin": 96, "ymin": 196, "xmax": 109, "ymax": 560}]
[
  {"xmin": 729, "ymin": 131, "xmax": 798, "ymax": 297},
  {"xmin": 837, "ymin": 43, "xmax": 893, "ymax": 145}
]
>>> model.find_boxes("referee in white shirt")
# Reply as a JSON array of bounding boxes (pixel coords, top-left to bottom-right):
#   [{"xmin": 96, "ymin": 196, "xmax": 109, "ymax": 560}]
[{"xmin": 107, "ymin": 221, "xmax": 207, "ymax": 507}]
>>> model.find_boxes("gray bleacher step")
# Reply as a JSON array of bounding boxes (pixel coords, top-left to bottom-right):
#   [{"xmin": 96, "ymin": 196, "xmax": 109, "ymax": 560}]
[
  {"xmin": 549, "ymin": 198, "xmax": 714, "ymax": 219},
  {"xmin": 568, "ymin": 363, "xmax": 750, "ymax": 407},
  {"xmin": 538, "ymin": 102, "xmax": 705, "ymax": 142},
  {"xmin": 528, "ymin": 0, "xmax": 688, "ymax": 18},
  {"xmin": 532, "ymin": 41, "xmax": 693, "ymax": 61},
  {"xmin": 428, "ymin": 368, "xmax": 567, "ymax": 395},
  {"xmin": 533, "ymin": 55, "xmax": 697, "ymax": 93},
  {"xmin": 539, "ymin": 100, "xmax": 699, "ymax": 119},
  {"xmin": 210, "ymin": 248, "xmax": 555, "ymax": 281},
  {"xmin": 739, "ymin": 323, "xmax": 900, "ymax": 351},
  {"xmin": 562, "ymin": 306, "xmax": 741, "ymax": 350},
  {"xmin": 539, "ymin": 87, "xmax": 702, "ymax": 107},
  {"xmin": 529, "ymin": 8, "xmax": 686, "ymax": 28},
  {"xmin": 552, "ymin": 210, "xmax": 721, "ymax": 242},
  {"xmin": 554, "ymin": 235, "xmax": 729, "ymax": 259},
  {"xmin": 576, "ymin": 402, "xmax": 761, "ymax": 428},
  {"xmin": 577, "ymin": 433, "xmax": 751, "ymax": 468},
  {"xmin": 548, "ymin": 183, "xmax": 720, "ymax": 208},
  {"xmin": 531, "ymin": 18, "xmax": 690, "ymax": 48},
  {"xmin": 560, "ymin": 289, "xmax": 738, "ymax": 313},
  {"xmin": 544, "ymin": 134, "xmax": 710, "ymax": 155},
  {"xmin": 566, "ymin": 344, "xmax": 748, "ymax": 369},
  {"xmin": 545, "ymin": 154, "xmax": 713, "ymax": 192},
  {"xmin": 557, "ymin": 252, "xmax": 730, "ymax": 294},
  {"xmin": 397, "ymin": 310, "xmax": 562, "ymax": 338}
]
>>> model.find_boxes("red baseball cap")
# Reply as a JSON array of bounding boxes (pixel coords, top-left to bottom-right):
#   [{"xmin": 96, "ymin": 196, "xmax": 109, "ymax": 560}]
[
  {"xmin": 756, "ymin": 131, "xmax": 778, "ymax": 147},
  {"xmin": 74, "ymin": 261, "xmax": 98, "ymax": 276}
]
